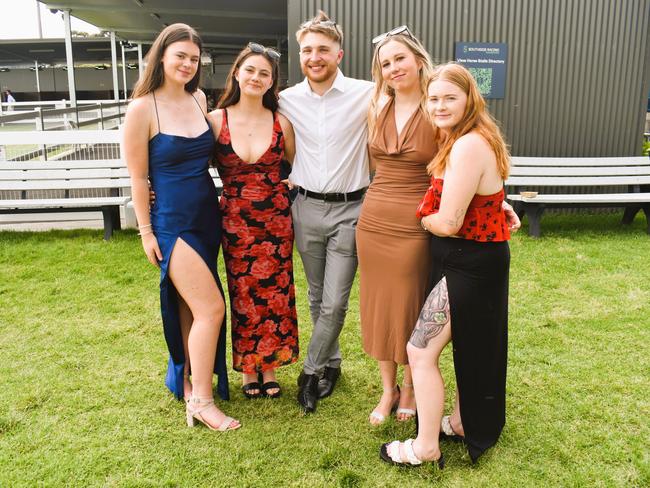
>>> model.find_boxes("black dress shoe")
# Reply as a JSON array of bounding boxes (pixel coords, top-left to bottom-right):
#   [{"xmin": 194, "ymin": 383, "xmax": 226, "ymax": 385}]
[
  {"xmin": 317, "ymin": 366, "xmax": 341, "ymax": 399},
  {"xmin": 297, "ymin": 373, "xmax": 319, "ymax": 413}
]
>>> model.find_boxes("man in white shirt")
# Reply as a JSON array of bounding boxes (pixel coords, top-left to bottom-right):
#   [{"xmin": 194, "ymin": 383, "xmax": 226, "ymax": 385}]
[{"xmin": 279, "ymin": 11, "xmax": 373, "ymax": 413}]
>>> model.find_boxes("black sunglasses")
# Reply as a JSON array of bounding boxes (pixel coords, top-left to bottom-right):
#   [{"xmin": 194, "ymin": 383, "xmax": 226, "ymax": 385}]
[
  {"xmin": 247, "ymin": 42, "xmax": 281, "ymax": 61},
  {"xmin": 372, "ymin": 25, "xmax": 414, "ymax": 45}
]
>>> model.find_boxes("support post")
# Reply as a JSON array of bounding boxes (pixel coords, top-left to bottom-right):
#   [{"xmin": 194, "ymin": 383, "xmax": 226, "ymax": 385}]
[
  {"xmin": 110, "ymin": 31, "xmax": 119, "ymax": 101},
  {"xmin": 137, "ymin": 43, "xmax": 143, "ymax": 79},
  {"xmin": 121, "ymin": 44, "xmax": 127, "ymax": 99},
  {"xmin": 34, "ymin": 61, "xmax": 41, "ymax": 101},
  {"xmin": 35, "ymin": 107, "xmax": 47, "ymax": 160},
  {"xmin": 62, "ymin": 10, "xmax": 77, "ymax": 108}
]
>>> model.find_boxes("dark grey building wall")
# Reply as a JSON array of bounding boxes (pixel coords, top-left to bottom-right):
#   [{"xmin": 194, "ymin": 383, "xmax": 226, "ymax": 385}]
[{"xmin": 287, "ymin": 0, "xmax": 650, "ymax": 157}]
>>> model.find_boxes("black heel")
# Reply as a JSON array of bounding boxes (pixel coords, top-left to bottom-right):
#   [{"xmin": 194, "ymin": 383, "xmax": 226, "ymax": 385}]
[
  {"xmin": 259, "ymin": 372, "xmax": 281, "ymax": 398},
  {"xmin": 242, "ymin": 374, "xmax": 262, "ymax": 399}
]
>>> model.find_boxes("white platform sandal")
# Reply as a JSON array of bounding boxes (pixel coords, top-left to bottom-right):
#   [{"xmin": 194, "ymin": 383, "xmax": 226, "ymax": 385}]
[{"xmin": 379, "ymin": 438, "xmax": 445, "ymax": 469}]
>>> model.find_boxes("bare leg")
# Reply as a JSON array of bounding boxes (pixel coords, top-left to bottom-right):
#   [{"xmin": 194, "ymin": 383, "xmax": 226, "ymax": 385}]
[
  {"xmin": 391, "ymin": 277, "xmax": 451, "ymax": 462},
  {"xmin": 369, "ymin": 360, "xmax": 399, "ymax": 425},
  {"xmin": 397, "ymin": 365, "xmax": 416, "ymax": 421},
  {"xmin": 168, "ymin": 238, "xmax": 239, "ymax": 429},
  {"xmin": 178, "ymin": 296, "xmax": 193, "ymax": 401},
  {"xmin": 449, "ymin": 386, "xmax": 465, "ymax": 436}
]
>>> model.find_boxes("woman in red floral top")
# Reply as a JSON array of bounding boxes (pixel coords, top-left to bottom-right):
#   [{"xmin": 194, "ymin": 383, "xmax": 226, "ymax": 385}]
[{"xmin": 380, "ymin": 63, "xmax": 518, "ymax": 468}]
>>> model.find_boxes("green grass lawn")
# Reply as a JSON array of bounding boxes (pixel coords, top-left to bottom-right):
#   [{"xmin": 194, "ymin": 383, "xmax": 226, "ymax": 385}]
[{"xmin": 1, "ymin": 212, "xmax": 649, "ymax": 487}]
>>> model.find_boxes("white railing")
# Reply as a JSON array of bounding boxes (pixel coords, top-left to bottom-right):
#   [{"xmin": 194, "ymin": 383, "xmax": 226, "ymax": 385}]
[
  {"xmin": 0, "ymin": 127, "xmax": 122, "ymax": 162},
  {"xmin": 0, "ymin": 100, "xmax": 129, "ymax": 131}
]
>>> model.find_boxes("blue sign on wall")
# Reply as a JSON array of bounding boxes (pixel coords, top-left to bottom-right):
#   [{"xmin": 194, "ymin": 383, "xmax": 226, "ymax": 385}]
[{"xmin": 455, "ymin": 42, "xmax": 508, "ymax": 99}]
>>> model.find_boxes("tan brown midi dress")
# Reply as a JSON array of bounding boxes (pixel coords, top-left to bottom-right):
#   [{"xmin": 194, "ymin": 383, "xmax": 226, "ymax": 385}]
[{"xmin": 356, "ymin": 99, "xmax": 437, "ymax": 364}]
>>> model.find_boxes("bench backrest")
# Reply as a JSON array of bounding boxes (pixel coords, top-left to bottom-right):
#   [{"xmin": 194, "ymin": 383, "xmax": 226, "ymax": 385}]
[
  {"xmin": 0, "ymin": 130, "xmax": 222, "ymax": 195},
  {"xmin": 506, "ymin": 156, "xmax": 650, "ymax": 187},
  {"xmin": 0, "ymin": 166, "xmax": 131, "ymax": 192}
]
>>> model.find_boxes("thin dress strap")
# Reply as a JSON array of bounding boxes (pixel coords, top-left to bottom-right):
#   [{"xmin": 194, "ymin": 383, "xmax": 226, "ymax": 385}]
[
  {"xmin": 190, "ymin": 93, "xmax": 205, "ymax": 115},
  {"xmin": 151, "ymin": 92, "xmax": 161, "ymax": 134},
  {"xmin": 221, "ymin": 108, "xmax": 229, "ymax": 135}
]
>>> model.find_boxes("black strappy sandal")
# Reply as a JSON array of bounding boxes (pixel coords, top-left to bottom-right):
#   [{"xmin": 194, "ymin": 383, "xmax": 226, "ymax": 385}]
[
  {"xmin": 242, "ymin": 379, "xmax": 262, "ymax": 399},
  {"xmin": 259, "ymin": 372, "xmax": 281, "ymax": 399}
]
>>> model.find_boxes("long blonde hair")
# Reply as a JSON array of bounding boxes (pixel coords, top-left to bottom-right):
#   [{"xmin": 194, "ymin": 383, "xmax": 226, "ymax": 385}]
[
  {"xmin": 367, "ymin": 33, "xmax": 434, "ymax": 140},
  {"xmin": 427, "ymin": 62, "xmax": 510, "ymax": 179}
]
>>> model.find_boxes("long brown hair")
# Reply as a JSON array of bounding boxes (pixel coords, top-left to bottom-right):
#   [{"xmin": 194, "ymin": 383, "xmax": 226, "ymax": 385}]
[
  {"xmin": 427, "ymin": 63, "xmax": 510, "ymax": 179},
  {"xmin": 131, "ymin": 23, "xmax": 203, "ymax": 99},
  {"xmin": 367, "ymin": 33, "xmax": 434, "ymax": 140},
  {"xmin": 217, "ymin": 46, "xmax": 280, "ymax": 112}
]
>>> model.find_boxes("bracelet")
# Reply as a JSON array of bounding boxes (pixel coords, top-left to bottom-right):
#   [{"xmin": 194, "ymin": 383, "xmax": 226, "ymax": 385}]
[
  {"xmin": 138, "ymin": 223, "xmax": 152, "ymax": 230},
  {"xmin": 138, "ymin": 229, "xmax": 153, "ymax": 237}
]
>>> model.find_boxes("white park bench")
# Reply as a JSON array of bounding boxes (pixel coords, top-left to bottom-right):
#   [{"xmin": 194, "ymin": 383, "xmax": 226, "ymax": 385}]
[
  {"xmin": 506, "ymin": 156, "xmax": 650, "ymax": 237},
  {"xmin": 0, "ymin": 130, "xmax": 130, "ymax": 240},
  {"xmin": 1, "ymin": 129, "xmax": 224, "ymax": 239}
]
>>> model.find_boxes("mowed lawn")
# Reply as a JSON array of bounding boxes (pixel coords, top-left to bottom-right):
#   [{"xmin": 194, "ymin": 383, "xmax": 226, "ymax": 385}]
[{"xmin": 0, "ymin": 212, "xmax": 648, "ymax": 487}]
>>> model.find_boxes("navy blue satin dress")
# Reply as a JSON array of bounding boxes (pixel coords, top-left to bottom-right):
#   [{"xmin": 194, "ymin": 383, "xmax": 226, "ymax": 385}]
[{"xmin": 148, "ymin": 121, "xmax": 229, "ymax": 401}]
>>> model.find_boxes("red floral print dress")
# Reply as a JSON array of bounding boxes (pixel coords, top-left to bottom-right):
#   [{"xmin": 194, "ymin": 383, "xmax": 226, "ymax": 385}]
[{"xmin": 215, "ymin": 109, "xmax": 298, "ymax": 374}]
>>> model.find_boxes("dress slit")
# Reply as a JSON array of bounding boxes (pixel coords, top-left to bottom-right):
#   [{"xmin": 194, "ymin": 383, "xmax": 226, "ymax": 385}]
[
  {"xmin": 160, "ymin": 230, "xmax": 230, "ymax": 401},
  {"xmin": 430, "ymin": 236, "xmax": 509, "ymax": 463}
]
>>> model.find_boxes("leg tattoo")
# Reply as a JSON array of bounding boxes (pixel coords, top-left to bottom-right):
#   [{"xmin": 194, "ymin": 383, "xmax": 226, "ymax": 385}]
[{"xmin": 409, "ymin": 277, "xmax": 450, "ymax": 349}]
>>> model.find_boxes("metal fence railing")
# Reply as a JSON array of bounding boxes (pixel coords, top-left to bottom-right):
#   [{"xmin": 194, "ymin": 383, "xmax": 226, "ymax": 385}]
[{"xmin": 0, "ymin": 100, "xmax": 128, "ymax": 132}]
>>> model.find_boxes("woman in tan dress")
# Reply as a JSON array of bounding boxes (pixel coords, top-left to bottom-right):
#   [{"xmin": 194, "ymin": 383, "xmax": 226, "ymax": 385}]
[{"xmin": 356, "ymin": 27, "xmax": 436, "ymax": 425}]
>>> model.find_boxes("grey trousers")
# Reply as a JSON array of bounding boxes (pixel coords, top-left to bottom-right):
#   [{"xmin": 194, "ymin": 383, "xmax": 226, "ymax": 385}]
[{"xmin": 292, "ymin": 192, "xmax": 362, "ymax": 375}]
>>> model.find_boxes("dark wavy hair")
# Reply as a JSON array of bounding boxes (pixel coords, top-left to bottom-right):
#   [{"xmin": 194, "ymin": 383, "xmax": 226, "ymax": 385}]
[
  {"xmin": 217, "ymin": 45, "xmax": 280, "ymax": 112},
  {"xmin": 131, "ymin": 23, "xmax": 203, "ymax": 98}
]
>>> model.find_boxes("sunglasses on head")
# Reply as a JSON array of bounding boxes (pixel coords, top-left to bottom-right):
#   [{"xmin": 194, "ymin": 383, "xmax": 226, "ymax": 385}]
[
  {"xmin": 300, "ymin": 19, "xmax": 338, "ymax": 28},
  {"xmin": 247, "ymin": 42, "xmax": 281, "ymax": 61},
  {"xmin": 372, "ymin": 25, "xmax": 414, "ymax": 45}
]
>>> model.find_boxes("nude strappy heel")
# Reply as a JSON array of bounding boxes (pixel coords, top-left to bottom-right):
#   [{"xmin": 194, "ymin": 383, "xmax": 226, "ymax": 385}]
[
  {"xmin": 396, "ymin": 382, "xmax": 416, "ymax": 421},
  {"xmin": 186, "ymin": 397, "xmax": 241, "ymax": 432}
]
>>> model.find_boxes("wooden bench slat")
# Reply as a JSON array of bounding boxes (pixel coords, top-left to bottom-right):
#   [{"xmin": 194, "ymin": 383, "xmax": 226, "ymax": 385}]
[
  {"xmin": 505, "ymin": 175, "xmax": 650, "ymax": 186},
  {"xmin": 508, "ymin": 193, "xmax": 650, "ymax": 204},
  {"xmin": 2, "ymin": 178, "xmax": 132, "ymax": 191},
  {"xmin": 511, "ymin": 156, "xmax": 650, "ymax": 167},
  {"xmin": 509, "ymin": 166, "xmax": 650, "ymax": 177},
  {"xmin": 1, "ymin": 159, "xmax": 125, "ymax": 170},
  {"xmin": 0, "ymin": 168, "xmax": 131, "ymax": 180},
  {"xmin": 0, "ymin": 197, "xmax": 131, "ymax": 209}
]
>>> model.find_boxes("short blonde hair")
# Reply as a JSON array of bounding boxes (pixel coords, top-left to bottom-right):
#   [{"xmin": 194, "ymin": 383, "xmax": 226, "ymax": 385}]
[{"xmin": 295, "ymin": 10, "xmax": 343, "ymax": 46}]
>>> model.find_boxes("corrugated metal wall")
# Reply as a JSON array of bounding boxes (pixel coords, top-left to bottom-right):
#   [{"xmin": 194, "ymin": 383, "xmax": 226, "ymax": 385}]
[{"xmin": 287, "ymin": 0, "xmax": 650, "ymax": 157}]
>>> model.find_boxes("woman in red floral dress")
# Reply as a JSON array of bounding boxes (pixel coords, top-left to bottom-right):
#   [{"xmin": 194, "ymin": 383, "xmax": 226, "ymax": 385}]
[{"xmin": 209, "ymin": 43, "xmax": 298, "ymax": 398}]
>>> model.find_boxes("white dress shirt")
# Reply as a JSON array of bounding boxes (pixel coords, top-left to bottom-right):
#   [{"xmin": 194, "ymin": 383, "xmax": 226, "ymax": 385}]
[{"xmin": 279, "ymin": 70, "xmax": 374, "ymax": 193}]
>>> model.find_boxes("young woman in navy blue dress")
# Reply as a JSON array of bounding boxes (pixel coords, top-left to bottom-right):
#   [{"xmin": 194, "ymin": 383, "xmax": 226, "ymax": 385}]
[{"xmin": 124, "ymin": 23, "xmax": 240, "ymax": 431}]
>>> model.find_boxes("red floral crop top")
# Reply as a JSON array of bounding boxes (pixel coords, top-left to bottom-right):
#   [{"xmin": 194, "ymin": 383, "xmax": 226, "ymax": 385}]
[{"xmin": 416, "ymin": 178, "xmax": 510, "ymax": 242}]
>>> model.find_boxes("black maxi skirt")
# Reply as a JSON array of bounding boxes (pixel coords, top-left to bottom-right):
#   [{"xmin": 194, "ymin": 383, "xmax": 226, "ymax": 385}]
[{"xmin": 430, "ymin": 235, "xmax": 510, "ymax": 463}]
